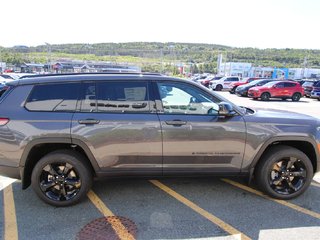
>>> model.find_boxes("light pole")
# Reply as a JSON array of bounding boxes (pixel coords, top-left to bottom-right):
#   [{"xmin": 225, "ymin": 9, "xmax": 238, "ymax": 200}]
[{"xmin": 45, "ymin": 42, "xmax": 51, "ymax": 73}]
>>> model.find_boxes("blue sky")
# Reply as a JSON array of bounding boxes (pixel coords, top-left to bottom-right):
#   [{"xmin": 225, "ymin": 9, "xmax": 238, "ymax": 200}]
[{"xmin": 1, "ymin": 0, "xmax": 319, "ymax": 49}]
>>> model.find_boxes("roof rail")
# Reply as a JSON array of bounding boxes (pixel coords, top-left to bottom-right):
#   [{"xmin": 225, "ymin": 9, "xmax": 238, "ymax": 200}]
[{"xmin": 19, "ymin": 72, "xmax": 163, "ymax": 79}]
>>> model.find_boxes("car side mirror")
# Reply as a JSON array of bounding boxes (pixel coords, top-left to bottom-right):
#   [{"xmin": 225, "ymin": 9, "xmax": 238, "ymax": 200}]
[{"xmin": 218, "ymin": 102, "xmax": 236, "ymax": 117}]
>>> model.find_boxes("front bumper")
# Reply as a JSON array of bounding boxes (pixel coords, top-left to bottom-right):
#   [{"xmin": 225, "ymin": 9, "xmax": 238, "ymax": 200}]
[
  {"xmin": 310, "ymin": 91, "xmax": 320, "ymax": 99},
  {"xmin": 248, "ymin": 91, "xmax": 260, "ymax": 98}
]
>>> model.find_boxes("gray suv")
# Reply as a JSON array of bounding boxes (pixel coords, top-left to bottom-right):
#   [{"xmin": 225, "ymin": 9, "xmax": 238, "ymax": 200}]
[{"xmin": 0, "ymin": 73, "xmax": 319, "ymax": 206}]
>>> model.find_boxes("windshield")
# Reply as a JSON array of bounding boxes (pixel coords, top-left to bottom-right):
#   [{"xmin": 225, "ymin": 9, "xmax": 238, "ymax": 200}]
[{"xmin": 302, "ymin": 82, "xmax": 314, "ymax": 87}]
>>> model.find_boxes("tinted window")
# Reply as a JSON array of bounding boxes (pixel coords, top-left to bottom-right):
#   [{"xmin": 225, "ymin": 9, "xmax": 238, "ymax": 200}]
[
  {"xmin": 157, "ymin": 82, "xmax": 219, "ymax": 115},
  {"xmin": 275, "ymin": 82, "xmax": 284, "ymax": 88},
  {"xmin": 284, "ymin": 82, "xmax": 296, "ymax": 87},
  {"xmin": 81, "ymin": 81, "xmax": 150, "ymax": 113},
  {"xmin": 25, "ymin": 83, "xmax": 80, "ymax": 111}
]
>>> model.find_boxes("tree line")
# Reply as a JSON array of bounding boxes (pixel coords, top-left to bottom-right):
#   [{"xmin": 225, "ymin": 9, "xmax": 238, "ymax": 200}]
[{"xmin": 1, "ymin": 42, "xmax": 320, "ymax": 74}]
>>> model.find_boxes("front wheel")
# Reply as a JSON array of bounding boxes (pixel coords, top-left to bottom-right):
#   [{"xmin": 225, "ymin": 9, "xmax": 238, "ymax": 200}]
[
  {"xmin": 215, "ymin": 85, "xmax": 223, "ymax": 91},
  {"xmin": 260, "ymin": 92, "xmax": 270, "ymax": 101},
  {"xmin": 31, "ymin": 150, "xmax": 92, "ymax": 207},
  {"xmin": 255, "ymin": 146, "xmax": 313, "ymax": 199},
  {"xmin": 230, "ymin": 87, "xmax": 237, "ymax": 94}
]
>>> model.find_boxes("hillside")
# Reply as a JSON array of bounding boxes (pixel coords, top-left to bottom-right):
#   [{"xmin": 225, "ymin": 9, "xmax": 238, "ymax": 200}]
[{"xmin": 1, "ymin": 42, "xmax": 320, "ymax": 73}]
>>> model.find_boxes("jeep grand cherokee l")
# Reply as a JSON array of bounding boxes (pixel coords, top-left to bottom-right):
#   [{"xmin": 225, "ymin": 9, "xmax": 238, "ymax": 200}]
[{"xmin": 0, "ymin": 73, "xmax": 319, "ymax": 206}]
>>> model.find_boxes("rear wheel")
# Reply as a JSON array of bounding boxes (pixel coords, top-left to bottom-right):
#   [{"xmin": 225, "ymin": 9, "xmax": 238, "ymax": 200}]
[
  {"xmin": 255, "ymin": 146, "xmax": 313, "ymax": 199},
  {"xmin": 292, "ymin": 93, "xmax": 301, "ymax": 102},
  {"xmin": 31, "ymin": 150, "xmax": 92, "ymax": 207},
  {"xmin": 260, "ymin": 92, "xmax": 270, "ymax": 101}
]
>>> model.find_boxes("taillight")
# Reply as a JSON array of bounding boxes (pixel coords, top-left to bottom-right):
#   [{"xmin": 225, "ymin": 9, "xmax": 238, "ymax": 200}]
[{"xmin": 0, "ymin": 118, "xmax": 9, "ymax": 126}]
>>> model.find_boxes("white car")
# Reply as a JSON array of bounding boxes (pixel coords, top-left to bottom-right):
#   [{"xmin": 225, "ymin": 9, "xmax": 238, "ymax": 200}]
[{"xmin": 209, "ymin": 76, "xmax": 241, "ymax": 91}]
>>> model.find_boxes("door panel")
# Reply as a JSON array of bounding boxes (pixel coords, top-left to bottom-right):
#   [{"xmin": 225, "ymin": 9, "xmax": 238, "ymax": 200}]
[
  {"xmin": 155, "ymin": 81, "xmax": 246, "ymax": 174},
  {"xmin": 71, "ymin": 81, "xmax": 162, "ymax": 175}
]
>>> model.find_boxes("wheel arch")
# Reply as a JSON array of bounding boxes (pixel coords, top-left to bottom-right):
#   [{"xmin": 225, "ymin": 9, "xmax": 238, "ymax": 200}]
[
  {"xmin": 249, "ymin": 136, "xmax": 320, "ymax": 181},
  {"xmin": 20, "ymin": 138, "xmax": 100, "ymax": 189},
  {"xmin": 260, "ymin": 91, "xmax": 271, "ymax": 98}
]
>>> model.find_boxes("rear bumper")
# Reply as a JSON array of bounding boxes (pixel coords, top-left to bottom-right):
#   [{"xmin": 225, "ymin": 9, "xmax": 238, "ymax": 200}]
[{"xmin": 0, "ymin": 165, "xmax": 20, "ymax": 179}]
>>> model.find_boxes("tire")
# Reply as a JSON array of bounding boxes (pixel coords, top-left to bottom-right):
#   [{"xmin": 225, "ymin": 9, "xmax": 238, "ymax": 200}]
[
  {"xmin": 255, "ymin": 145, "xmax": 313, "ymax": 200},
  {"xmin": 215, "ymin": 85, "xmax": 223, "ymax": 91},
  {"xmin": 230, "ymin": 87, "xmax": 236, "ymax": 94},
  {"xmin": 260, "ymin": 92, "xmax": 270, "ymax": 101},
  {"xmin": 31, "ymin": 150, "xmax": 93, "ymax": 207},
  {"xmin": 318, "ymin": 97, "xmax": 320, "ymax": 101},
  {"xmin": 292, "ymin": 93, "xmax": 301, "ymax": 102}
]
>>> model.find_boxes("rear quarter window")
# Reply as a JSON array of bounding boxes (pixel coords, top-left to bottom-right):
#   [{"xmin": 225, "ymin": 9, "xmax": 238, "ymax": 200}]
[
  {"xmin": 25, "ymin": 83, "xmax": 80, "ymax": 112},
  {"xmin": 0, "ymin": 86, "xmax": 12, "ymax": 102}
]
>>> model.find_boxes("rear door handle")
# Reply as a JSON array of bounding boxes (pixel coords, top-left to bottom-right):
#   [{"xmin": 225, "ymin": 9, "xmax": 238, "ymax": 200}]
[
  {"xmin": 165, "ymin": 120, "xmax": 187, "ymax": 126},
  {"xmin": 78, "ymin": 119, "xmax": 100, "ymax": 124}
]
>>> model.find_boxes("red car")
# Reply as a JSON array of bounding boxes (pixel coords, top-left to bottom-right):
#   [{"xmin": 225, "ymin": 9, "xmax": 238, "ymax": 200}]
[
  {"xmin": 248, "ymin": 81, "xmax": 304, "ymax": 101},
  {"xmin": 229, "ymin": 77, "xmax": 264, "ymax": 94}
]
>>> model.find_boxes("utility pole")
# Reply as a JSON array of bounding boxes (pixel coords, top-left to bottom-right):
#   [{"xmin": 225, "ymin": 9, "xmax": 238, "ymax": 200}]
[{"xmin": 45, "ymin": 42, "xmax": 51, "ymax": 73}]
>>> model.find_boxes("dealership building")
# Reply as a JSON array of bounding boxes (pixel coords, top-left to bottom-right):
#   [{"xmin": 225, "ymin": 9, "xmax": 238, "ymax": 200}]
[{"xmin": 218, "ymin": 62, "xmax": 320, "ymax": 79}]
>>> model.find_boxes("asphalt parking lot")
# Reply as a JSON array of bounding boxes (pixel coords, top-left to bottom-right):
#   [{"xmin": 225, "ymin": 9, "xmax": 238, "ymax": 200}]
[{"xmin": 1, "ymin": 92, "xmax": 320, "ymax": 240}]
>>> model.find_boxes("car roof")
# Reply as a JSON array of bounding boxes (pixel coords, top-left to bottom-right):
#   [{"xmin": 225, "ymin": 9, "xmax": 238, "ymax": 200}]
[{"xmin": 8, "ymin": 73, "xmax": 182, "ymax": 86}]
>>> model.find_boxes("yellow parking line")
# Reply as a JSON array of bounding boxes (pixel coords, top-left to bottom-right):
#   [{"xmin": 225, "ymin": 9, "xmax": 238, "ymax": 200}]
[
  {"xmin": 87, "ymin": 190, "xmax": 135, "ymax": 240},
  {"xmin": 222, "ymin": 178, "xmax": 320, "ymax": 220},
  {"xmin": 150, "ymin": 180, "xmax": 251, "ymax": 240},
  {"xmin": 3, "ymin": 184, "xmax": 18, "ymax": 240}
]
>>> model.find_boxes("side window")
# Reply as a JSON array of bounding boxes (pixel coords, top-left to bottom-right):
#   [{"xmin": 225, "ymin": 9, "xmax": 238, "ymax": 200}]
[
  {"xmin": 230, "ymin": 77, "xmax": 239, "ymax": 81},
  {"xmin": 275, "ymin": 82, "xmax": 284, "ymax": 88},
  {"xmin": 25, "ymin": 83, "xmax": 80, "ymax": 111},
  {"xmin": 157, "ymin": 82, "xmax": 219, "ymax": 115},
  {"xmin": 284, "ymin": 82, "xmax": 296, "ymax": 88},
  {"xmin": 81, "ymin": 81, "xmax": 150, "ymax": 113},
  {"xmin": 81, "ymin": 82, "xmax": 97, "ymax": 112}
]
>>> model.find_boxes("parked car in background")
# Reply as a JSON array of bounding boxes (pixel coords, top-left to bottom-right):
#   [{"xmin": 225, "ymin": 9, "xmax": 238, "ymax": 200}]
[
  {"xmin": 209, "ymin": 76, "xmax": 241, "ymax": 91},
  {"xmin": 248, "ymin": 81, "xmax": 304, "ymax": 101},
  {"xmin": 229, "ymin": 77, "xmax": 264, "ymax": 94},
  {"xmin": 302, "ymin": 80, "xmax": 319, "ymax": 97},
  {"xmin": 197, "ymin": 75, "xmax": 223, "ymax": 88},
  {"xmin": 310, "ymin": 81, "xmax": 320, "ymax": 101},
  {"xmin": 235, "ymin": 79, "xmax": 277, "ymax": 97}
]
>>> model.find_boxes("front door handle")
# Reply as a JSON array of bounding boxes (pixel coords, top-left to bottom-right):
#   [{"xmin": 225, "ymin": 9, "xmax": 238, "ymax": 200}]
[
  {"xmin": 78, "ymin": 119, "xmax": 100, "ymax": 125},
  {"xmin": 165, "ymin": 120, "xmax": 187, "ymax": 126}
]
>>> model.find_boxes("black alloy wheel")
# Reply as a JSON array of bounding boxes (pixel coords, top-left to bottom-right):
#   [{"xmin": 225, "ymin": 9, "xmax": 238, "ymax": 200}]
[
  {"xmin": 39, "ymin": 163, "xmax": 81, "ymax": 202},
  {"xmin": 31, "ymin": 150, "xmax": 92, "ymax": 206},
  {"xmin": 256, "ymin": 146, "xmax": 313, "ymax": 199},
  {"xmin": 268, "ymin": 157, "xmax": 307, "ymax": 195}
]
